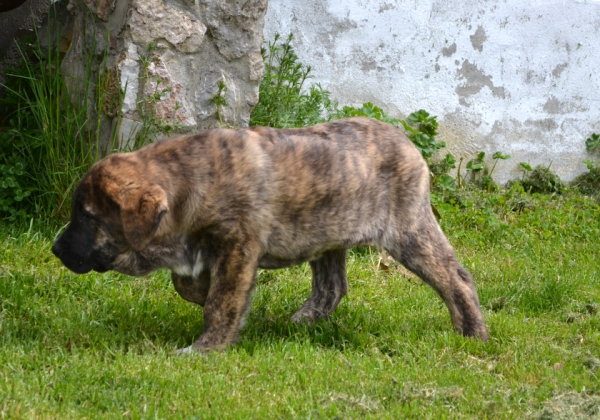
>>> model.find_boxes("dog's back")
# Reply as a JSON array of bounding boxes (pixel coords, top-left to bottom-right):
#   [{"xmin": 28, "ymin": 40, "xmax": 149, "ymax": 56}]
[
  {"xmin": 242, "ymin": 118, "xmax": 430, "ymax": 261},
  {"xmin": 135, "ymin": 118, "xmax": 428, "ymax": 258}
]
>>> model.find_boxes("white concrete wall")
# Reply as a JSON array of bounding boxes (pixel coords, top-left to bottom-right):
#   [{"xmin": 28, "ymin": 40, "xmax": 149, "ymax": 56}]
[{"xmin": 264, "ymin": 0, "xmax": 600, "ymax": 182}]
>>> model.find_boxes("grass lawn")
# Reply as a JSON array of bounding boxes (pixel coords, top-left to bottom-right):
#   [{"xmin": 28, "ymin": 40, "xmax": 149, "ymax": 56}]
[{"xmin": 1, "ymin": 190, "xmax": 599, "ymax": 419}]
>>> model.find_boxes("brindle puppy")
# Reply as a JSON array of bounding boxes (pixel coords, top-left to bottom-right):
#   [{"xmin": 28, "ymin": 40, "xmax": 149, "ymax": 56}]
[{"xmin": 52, "ymin": 117, "xmax": 489, "ymax": 352}]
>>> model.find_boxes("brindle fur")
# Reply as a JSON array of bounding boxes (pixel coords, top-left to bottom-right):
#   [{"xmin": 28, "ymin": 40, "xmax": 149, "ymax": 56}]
[{"xmin": 52, "ymin": 117, "xmax": 489, "ymax": 352}]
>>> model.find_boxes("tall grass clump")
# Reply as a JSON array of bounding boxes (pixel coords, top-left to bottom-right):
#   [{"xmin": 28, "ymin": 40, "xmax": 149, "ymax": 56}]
[
  {"xmin": 0, "ymin": 6, "xmax": 120, "ymax": 222},
  {"xmin": 518, "ymin": 164, "xmax": 564, "ymax": 194}
]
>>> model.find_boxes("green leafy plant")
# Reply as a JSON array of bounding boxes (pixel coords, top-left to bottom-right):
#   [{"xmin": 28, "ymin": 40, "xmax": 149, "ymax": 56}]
[
  {"xmin": 339, "ymin": 102, "xmax": 399, "ymax": 126},
  {"xmin": 0, "ymin": 150, "xmax": 31, "ymax": 221},
  {"xmin": 399, "ymin": 110, "xmax": 445, "ymax": 162},
  {"xmin": 465, "ymin": 152, "xmax": 493, "ymax": 191},
  {"xmin": 466, "ymin": 152, "xmax": 486, "ymax": 176},
  {"xmin": 573, "ymin": 160, "xmax": 600, "ymax": 200},
  {"xmin": 490, "ymin": 151, "xmax": 510, "ymax": 178},
  {"xmin": 435, "ymin": 173, "xmax": 457, "ymax": 193},
  {"xmin": 462, "ymin": 151, "xmax": 510, "ymax": 192},
  {"xmin": 210, "ymin": 79, "xmax": 229, "ymax": 127},
  {"xmin": 431, "ymin": 153, "xmax": 457, "ymax": 193},
  {"xmin": 586, "ymin": 133, "xmax": 599, "ymax": 151},
  {"xmin": 583, "ymin": 159, "xmax": 596, "ymax": 171},
  {"xmin": 250, "ymin": 33, "xmax": 337, "ymax": 128},
  {"xmin": 520, "ymin": 162, "xmax": 533, "ymax": 172}
]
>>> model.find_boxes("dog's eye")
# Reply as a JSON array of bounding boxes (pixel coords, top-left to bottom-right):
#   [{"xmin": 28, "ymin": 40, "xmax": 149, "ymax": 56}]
[
  {"xmin": 77, "ymin": 207, "xmax": 98, "ymax": 223},
  {"xmin": 78, "ymin": 204, "xmax": 94, "ymax": 217}
]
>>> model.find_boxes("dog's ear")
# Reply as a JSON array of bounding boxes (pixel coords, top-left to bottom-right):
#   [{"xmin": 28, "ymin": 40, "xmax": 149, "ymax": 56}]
[{"xmin": 117, "ymin": 183, "xmax": 169, "ymax": 251}]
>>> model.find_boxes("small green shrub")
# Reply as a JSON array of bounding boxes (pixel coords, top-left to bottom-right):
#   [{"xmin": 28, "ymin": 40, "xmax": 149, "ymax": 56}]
[
  {"xmin": 520, "ymin": 165, "xmax": 563, "ymax": 194},
  {"xmin": 399, "ymin": 109, "xmax": 444, "ymax": 161},
  {"xmin": 338, "ymin": 101, "xmax": 399, "ymax": 126},
  {"xmin": 249, "ymin": 34, "xmax": 337, "ymax": 128},
  {"xmin": 573, "ymin": 160, "xmax": 600, "ymax": 201},
  {"xmin": 430, "ymin": 154, "xmax": 457, "ymax": 194},
  {"xmin": 503, "ymin": 182, "xmax": 536, "ymax": 213},
  {"xmin": 429, "ymin": 153, "xmax": 455, "ymax": 178},
  {"xmin": 573, "ymin": 133, "xmax": 600, "ymax": 200},
  {"xmin": 465, "ymin": 152, "xmax": 490, "ymax": 189}
]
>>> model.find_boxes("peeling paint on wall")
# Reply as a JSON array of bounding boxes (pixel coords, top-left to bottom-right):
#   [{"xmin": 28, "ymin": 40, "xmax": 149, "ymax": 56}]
[
  {"xmin": 265, "ymin": 0, "xmax": 600, "ymax": 182},
  {"xmin": 442, "ymin": 43, "xmax": 457, "ymax": 57},
  {"xmin": 456, "ymin": 60, "xmax": 506, "ymax": 100},
  {"xmin": 470, "ymin": 26, "xmax": 487, "ymax": 52}
]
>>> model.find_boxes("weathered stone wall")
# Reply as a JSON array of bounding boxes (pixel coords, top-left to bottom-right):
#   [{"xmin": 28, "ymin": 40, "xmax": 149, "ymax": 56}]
[
  {"xmin": 265, "ymin": 0, "xmax": 600, "ymax": 182},
  {"xmin": 64, "ymin": 0, "xmax": 267, "ymax": 146},
  {"xmin": 1, "ymin": 0, "xmax": 267, "ymax": 147}
]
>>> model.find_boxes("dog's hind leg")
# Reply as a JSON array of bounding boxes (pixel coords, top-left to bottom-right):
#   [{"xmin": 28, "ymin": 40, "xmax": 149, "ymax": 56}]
[
  {"xmin": 292, "ymin": 249, "xmax": 349, "ymax": 323},
  {"xmin": 171, "ymin": 270, "xmax": 211, "ymax": 306},
  {"xmin": 386, "ymin": 204, "xmax": 489, "ymax": 341}
]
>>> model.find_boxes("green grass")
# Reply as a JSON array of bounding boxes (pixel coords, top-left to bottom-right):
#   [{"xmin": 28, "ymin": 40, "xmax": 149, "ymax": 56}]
[{"xmin": 1, "ymin": 191, "xmax": 600, "ymax": 419}]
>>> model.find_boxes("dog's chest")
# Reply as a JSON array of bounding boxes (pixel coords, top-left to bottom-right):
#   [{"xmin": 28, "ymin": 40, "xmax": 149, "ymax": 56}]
[{"xmin": 171, "ymin": 251, "xmax": 205, "ymax": 278}]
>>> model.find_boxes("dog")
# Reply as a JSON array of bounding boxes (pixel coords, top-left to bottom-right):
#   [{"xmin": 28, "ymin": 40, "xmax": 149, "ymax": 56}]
[{"xmin": 52, "ymin": 117, "xmax": 489, "ymax": 352}]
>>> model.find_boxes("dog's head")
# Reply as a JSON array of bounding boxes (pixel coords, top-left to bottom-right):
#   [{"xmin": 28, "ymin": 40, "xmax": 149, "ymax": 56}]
[{"xmin": 52, "ymin": 154, "xmax": 169, "ymax": 275}]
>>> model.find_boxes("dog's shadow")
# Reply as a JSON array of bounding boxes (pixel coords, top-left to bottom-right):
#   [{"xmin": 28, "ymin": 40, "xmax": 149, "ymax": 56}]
[
  {"xmin": 33, "ymin": 270, "xmax": 447, "ymax": 354},
  {"xmin": 167, "ymin": 297, "xmax": 447, "ymax": 355},
  {"xmin": 91, "ymin": 297, "xmax": 371, "ymax": 353},
  {"xmin": 51, "ymin": 292, "xmax": 428, "ymax": 354}
]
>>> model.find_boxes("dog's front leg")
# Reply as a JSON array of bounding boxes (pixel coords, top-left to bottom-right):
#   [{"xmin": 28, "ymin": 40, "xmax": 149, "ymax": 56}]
[{"xmin": 186, "ymin": 240, "xmax": 260, "ymax": 352}]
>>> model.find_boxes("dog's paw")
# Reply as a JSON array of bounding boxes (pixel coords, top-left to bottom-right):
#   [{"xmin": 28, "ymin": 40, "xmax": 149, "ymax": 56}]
[
  {"xmin": 291, "ymin": 307, "xmax": 326, "ymax": 324},
  {"xmin": 174, "ymin": 345, "xmax": 198, "ymax": 356},
  {"xmin": 174, "ymin": 344, "xmax": 218, "ymax": 355}
]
